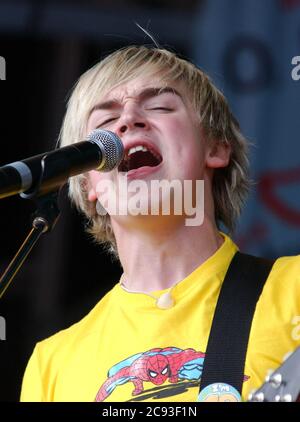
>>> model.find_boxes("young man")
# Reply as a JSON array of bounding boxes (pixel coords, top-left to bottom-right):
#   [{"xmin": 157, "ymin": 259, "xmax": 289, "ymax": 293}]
[{"xmin": 21, "ymin": 46, "xmax": 300, "ymax": 402}]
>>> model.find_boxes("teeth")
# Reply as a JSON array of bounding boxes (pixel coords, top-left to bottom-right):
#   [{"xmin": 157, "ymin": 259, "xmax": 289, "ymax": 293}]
[
  {"xmin": 128, "ymin": 145, "xmax": 147, "ymax": 156},
  {"xmin": 125, "ymin": 145, "xmax": 162, "ymax": 164},
  {"xmin": 128, "ymin": 145, "xmax": 155, "ymax": 156}
]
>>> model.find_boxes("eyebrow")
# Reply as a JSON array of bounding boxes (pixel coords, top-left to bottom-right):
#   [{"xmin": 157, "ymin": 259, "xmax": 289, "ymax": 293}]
[{"xmin": 89, "ymin": 87, "xmax": 183, "ymax": 115}]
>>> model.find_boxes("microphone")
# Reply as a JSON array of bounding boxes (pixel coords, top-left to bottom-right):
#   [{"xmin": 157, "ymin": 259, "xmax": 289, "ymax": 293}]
[{"xmin": 0, "ymin": 129, "xmax": 124, "ymax": 199}]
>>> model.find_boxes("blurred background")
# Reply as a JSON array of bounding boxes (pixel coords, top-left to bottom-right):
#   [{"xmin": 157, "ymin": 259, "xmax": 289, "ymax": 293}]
[{"xmin": 0, "ymin": 0, "xmax": 299, "ymax": 401}]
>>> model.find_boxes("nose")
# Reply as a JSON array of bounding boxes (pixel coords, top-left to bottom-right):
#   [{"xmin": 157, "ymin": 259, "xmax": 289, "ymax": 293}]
[{"xmin": 116, "ymin": 103, "xmax": 149, "ymax": 137}]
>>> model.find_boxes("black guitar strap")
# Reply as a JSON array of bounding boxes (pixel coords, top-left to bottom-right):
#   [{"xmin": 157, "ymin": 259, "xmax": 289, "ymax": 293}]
[{"xmin": 199, "ymin": 251, "xmax": 275, "ymax": 396}]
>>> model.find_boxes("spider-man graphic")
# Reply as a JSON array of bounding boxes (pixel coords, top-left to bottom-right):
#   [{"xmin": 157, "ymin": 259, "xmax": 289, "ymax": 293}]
[{"xmin": 95, "ymin": 347, "xmax": 205, "ymax": 402}]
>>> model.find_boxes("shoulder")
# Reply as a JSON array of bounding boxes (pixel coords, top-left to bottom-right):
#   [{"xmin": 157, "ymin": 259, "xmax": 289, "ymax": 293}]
[
  {"xmin": 260, "ymin": 253, "xmax": 300, "ymax": 311},
  {"xmin": 270, "ymin": 254, "xmax": 300, "ymax": 282},
  {"xmin": 35, "ymin": 285, "xmax": 117, "ymax": 364},
  {"xmin": 21, "ymin": 285, "xmax": 119, "ymax": 401}
]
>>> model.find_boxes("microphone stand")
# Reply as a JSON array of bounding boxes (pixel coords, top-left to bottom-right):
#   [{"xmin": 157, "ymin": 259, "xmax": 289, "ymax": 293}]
[{"xmin": 0, "ymin": 191, "xmax": 60, "ymax": 299}]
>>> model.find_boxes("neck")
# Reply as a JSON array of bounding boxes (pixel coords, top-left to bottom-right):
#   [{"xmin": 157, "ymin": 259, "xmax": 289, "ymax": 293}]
[{"xmin": 112, "ymin": 215, "xmax": 224, "ymax": 293}]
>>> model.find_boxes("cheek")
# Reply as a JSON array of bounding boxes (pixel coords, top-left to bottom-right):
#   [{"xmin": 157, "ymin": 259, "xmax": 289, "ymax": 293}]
[
  {"xmin": 166, "ymin": 132, "xmax": 205, "ymax": 178},
  {"xmin": 86, "ymin": 118, "xmax": 96, "ymax": 135}
]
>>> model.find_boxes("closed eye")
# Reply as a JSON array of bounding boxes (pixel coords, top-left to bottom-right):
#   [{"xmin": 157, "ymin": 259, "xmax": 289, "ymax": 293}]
[
  {"xmin": 96, "ymin": 117, "xmax": 118, "ymax": 128},
  {"xmin": 149, "ymin": 107, "xmax": 173, "ymax": 111}
]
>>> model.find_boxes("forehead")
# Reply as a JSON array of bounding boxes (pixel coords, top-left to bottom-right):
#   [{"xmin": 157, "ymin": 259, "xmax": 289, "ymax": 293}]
[
  {"xmin": 88, "ymin": 75, "xmax": 189, "ymax": 115},
  {"xmin": 105, "ymin": 75, "xmax": 177, "ymax": 97},
  {"xmin": 102, "ymin": 76, "xmax": 186, "ymax": 101}
]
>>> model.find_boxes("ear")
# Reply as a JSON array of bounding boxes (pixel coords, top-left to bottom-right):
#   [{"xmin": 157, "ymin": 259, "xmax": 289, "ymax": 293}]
[
  {"xmin": 88, "ymin": 187, "xmax": 97, "ymax": 202},
  {"xmin": 206, "ymin": 140, "xmax": 231, "ymax": 169},
  {"xmin": 86, "ymin": 171, "xmax": 98, "ymax": 202}
]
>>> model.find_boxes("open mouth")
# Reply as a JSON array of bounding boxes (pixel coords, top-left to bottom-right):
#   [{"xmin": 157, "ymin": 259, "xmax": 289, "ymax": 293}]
[{"xmin": 118, "ymin": 144, "xmax": 163, "ymax": 173}]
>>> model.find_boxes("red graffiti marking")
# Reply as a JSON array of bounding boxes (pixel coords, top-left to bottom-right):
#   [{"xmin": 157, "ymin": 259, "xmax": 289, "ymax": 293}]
[
  {"xmin": 258, "ymin": 167, "xmax": 300, "ymax": 226},
  {"xmin": 280, "ymin": 0, "xmax": 300, "ymax": 9},
  {"xmin": 236, "ymin": 222, "xmax": 269, "ymax": 250}
]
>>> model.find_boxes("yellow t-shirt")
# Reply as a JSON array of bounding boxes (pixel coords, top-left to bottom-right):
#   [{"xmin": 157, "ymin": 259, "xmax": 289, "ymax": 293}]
[{"xmin": 20, "ymin": 234, "xmax": 300, "ymax": 402}]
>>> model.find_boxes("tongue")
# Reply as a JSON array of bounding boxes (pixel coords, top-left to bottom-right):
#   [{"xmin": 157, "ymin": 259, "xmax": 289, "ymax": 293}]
[{"xmin": 128, "ymin": 150, "xmax": 160, "ymax": 171}]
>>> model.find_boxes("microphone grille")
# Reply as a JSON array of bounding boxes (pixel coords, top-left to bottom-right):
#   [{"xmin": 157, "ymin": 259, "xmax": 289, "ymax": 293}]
[{"xmin": 87, "ymin": 129, "xmax": 124, "ymax": 172}]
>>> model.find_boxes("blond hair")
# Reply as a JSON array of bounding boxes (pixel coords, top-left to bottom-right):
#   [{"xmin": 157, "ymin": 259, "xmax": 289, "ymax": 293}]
[{"xmin": 59, "ymin": 45, "xmax": 250, "ymax": 256}]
